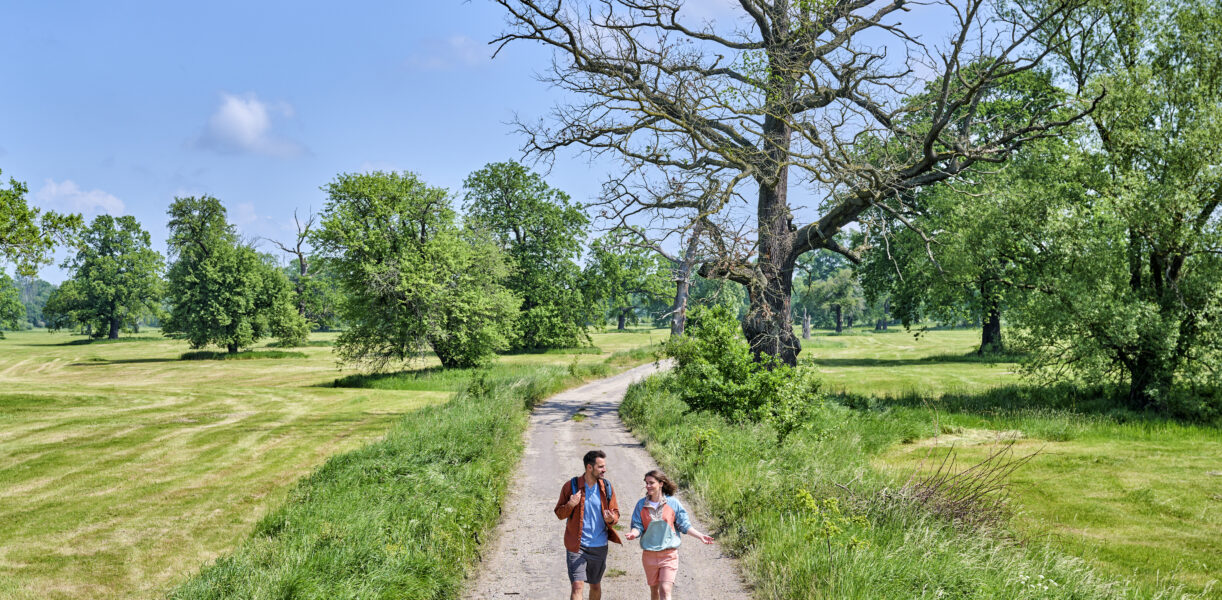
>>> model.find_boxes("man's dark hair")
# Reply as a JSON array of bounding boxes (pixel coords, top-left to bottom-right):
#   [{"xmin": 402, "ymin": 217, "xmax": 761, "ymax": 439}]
[{"xmin": 583, "ymin": 450, "xmax": 606, "ymax": 467}]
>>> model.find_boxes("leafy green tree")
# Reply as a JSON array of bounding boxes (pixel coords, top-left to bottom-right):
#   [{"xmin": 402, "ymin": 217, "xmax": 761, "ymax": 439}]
[
  {"xmin": 1, "ymin": 169, "xmax": 81, "ymax": 277},
  {"xmin": 313, "ymin": 171, "xmax": 519, "ymax": 370},
  {"xmin": 856, "ymin": 67, "xmax": 1069, "ymax": 354},
  {"xmin": 56, "ymin": 215, "xmax": 164, "ymax": 339},
  {"xmin": 462, "ymin": 161, "xmax": 591, "ymax": 349},
  {"xmin": 584, "ymin": 232, "xmax": 672, "ymax": 330},
  {"xmin": 43, "ymin": 279, "xmax": 90, "ymax": 333},
  {"xmin": 280, "ymin": 256, "xmax": 344, "ymax": 331},
  {"xmin": 1011, "ymin": 0, "xmax": 1222, "ymax": 409},
  {"xmin": 0, "ymin": 271, "xmax": 23, "ymax": 336},
  {"xmin": 163, "ymin": 196, "xmax": 307, "ymax": 352},
  {"xmin": 17, "ymin": 276, "xmax": 56, "ymax": 328},
  {"xmin": 795, "ymin": 268, "xmax": 864, "ymax": 334}
]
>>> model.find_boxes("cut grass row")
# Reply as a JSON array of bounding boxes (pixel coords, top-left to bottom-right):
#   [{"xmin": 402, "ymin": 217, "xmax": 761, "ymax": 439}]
[
  {"xmin": 169, "ymin": 358, "xmax": 646, "ymax": 599},
  {"xmin": 0, "ymin": 328, "xmax": 664, "ymax": 599}
]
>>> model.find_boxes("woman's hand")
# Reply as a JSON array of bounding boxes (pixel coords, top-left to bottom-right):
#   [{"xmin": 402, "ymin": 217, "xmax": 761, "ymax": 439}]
[
  {"xmin": 697, "ymin": 533, "xmax": 714, "ymax": 544},
  {"xmin": 625, "ymin": 528, "xmax": 641, "ymax": 541}
]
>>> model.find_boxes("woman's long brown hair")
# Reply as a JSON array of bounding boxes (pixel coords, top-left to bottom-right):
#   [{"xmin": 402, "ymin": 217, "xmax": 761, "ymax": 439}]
[{"xmin": 644, "ymin": 469, "xmax": 677, "ymax": 496}]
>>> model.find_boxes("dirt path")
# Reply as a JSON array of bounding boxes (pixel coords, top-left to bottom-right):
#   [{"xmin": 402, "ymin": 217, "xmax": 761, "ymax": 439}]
[{"xmin": 464, "ymin": 362, "xmax": 753, "ymax": 600}]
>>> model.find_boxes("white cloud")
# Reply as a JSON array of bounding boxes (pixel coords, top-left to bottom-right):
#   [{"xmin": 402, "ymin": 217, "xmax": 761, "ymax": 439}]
[
  {"xmin": 196, "ymin": 92, "xmax": 306, "ymax": 157},
  {"xmin": 34, "ymin": 179, "xmax": 125, "ymax": 217},
  {"xmin": 406, "ymin": 35, "xmax": 489, "ymax": 70}
]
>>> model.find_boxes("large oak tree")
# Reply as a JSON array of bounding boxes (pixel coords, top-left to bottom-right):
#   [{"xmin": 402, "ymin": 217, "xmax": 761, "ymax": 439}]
[{"xmin": 493, "ymin": 0, "xmax": 1092, "ymax": 365}]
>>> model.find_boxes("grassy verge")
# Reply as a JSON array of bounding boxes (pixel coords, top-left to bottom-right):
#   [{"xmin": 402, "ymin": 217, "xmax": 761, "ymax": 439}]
[
  {"xmin": 620, "ymin": 374, "xmax": 1203, "ymax": 599},
  {"xmin": 170, "ymin": 355, "xmax": 657, "ymax": 599}
]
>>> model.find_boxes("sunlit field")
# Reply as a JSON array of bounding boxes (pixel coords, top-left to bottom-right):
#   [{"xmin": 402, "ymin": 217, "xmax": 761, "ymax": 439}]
[
  {"xmin": 798, "ymin": 326, "xmax": 1021, "ymax": 396},
  {"xmin": 792, "ymin": 326, "xmax": 1219, "ymax": 597},
  {"xmin": 624, "ymin": 326, "xmax": 1219, "ymax": 598},
  {"xmin": 0, "ymin": 327, "xmax": 665, "ymax": 600}
]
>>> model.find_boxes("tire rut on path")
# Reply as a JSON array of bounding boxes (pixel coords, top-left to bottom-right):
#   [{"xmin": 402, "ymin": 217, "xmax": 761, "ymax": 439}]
[{"xmin": 464, "ymin": 362, "xmax": 753, "ymax": 600}]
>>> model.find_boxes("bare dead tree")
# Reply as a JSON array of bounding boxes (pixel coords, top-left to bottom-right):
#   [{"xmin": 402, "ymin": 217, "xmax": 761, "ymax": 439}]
[
  {"xmin": 266, "ymin": 209, "xmax": 316, "ymax": 317},
  {"xmin": 596, "ymin": 169, "xmax": 739, "ymax": 336},
  {"xmin": 492, "ymin": 0, "xmax": 1097, "ymax": 365}
]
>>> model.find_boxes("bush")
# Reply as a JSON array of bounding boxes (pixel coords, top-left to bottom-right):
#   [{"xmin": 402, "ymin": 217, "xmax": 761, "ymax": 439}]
[{"xmin": 664, "ymin": 305, "xmax": 824, "ymax": 440}]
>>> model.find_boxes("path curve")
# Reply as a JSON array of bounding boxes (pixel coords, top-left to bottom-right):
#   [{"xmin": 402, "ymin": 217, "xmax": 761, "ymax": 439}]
[{"xmin": 464, "ymin": 362, "xmax": 753, "ymax": 599}]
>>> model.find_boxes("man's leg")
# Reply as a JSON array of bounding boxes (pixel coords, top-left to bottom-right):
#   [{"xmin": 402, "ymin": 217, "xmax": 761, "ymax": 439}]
[
  {"xmin": 567, "ymin": 550, "xmax": 587, "ymax": 600},
  {"xmin": 584, "ymin": 546, "xmax": 608, "ymax": 600}
]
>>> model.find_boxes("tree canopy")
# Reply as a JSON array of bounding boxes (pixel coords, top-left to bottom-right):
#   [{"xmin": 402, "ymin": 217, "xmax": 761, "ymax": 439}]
[
  {"xmin": 0, "ymin": 169, "xmax": 81, "ymax": 277},
  {"xmin": 163, "ymin": 196, "xmax": 307, "ymax": 352},
  {"xmin": 314, "ymin": 171, "xmax": 520, "ymax": 370},
  {"xmin": 53, "ymin": 215, "xmax": 164, "ymax": 339},
  {"xmin": 462, "ymin": 161, "xmax": 592, "ymax": 349}
]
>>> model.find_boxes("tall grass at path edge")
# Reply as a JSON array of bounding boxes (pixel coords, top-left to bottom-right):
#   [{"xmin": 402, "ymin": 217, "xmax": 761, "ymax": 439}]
[
  {"xmin": 620, "ymin": 374, "xmax": 1198, "ymax": 600},
  {"xmin": 170, "ymin": 354, "xmax": 655, "ymax": 600}
]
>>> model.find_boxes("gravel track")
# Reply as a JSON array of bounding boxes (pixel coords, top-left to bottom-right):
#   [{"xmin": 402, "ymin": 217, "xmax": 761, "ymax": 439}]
[{"xmin": 463, "ymin": 362, "xmax": 753, "ymax": 600}]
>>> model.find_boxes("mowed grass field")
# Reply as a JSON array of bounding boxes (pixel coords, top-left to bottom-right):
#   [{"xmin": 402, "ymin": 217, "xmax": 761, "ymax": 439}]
[
  {"xmin": 797, "ymin": 327, "xmax": 1220, "ymax": 597},
  {"xmin": 0, "ymin": 328, "xmax": 665, "ymax": 600}
]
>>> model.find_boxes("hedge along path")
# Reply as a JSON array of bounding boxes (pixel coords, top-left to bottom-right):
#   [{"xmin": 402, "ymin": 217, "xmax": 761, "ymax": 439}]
[{"xmin": 464, "ymin": 362, "xmax": 752, "ymax": 599}]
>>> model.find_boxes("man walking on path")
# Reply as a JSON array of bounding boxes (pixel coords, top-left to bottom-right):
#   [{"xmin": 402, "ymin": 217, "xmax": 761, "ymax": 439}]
[{"xmin": 555, "ymin": 449, "xmax": 621, "ymax": 600}]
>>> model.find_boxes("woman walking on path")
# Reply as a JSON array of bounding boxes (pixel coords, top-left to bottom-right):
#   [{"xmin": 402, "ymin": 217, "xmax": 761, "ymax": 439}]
[{"xmin": 624, "ymin": 469, "xmax": 714, "ymax": 600}]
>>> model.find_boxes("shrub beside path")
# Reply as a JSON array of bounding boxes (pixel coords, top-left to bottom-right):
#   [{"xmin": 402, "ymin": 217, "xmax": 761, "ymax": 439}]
[{"xmin": 464, "ymin": 362, "xmax": 753, "ymax": 599}]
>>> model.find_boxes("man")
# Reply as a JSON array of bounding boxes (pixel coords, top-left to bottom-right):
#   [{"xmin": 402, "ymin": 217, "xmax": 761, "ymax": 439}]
[{"xmin": 555, "ymin": 449, "xmax": 621, "ymax": 600}]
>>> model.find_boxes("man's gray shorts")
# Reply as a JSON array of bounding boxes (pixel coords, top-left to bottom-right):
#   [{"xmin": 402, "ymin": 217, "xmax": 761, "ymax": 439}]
[{"xmin": 566, "ymin": 545, "xmax": 609, "ymax": 584}]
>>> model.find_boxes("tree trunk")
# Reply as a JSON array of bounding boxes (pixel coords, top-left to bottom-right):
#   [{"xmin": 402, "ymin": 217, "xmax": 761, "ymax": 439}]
[
  {"xmin": 670, "ymin": 276, "xmax": 692, "ymax": 337},
  {"xmin": 846, "ymin": 315, "xmax": 854, "ymax": 330},
  {"xmin": 227, "ymin": 342, "xmax": 239, "ymax": 354},
  {"xmin": 108, "ymin": 317, "xmax": 120, "ymax": 340},
  {"xmin": 882, "ymin": 299, "xmax": 890, "ymax": 330},
  {"xmin": 833, "ymin": 305, "xmax": 842, "ymax": 334},
  {"xmin": 979, "ymin": 279, "xmax": 1003, "ymax": 355},
  {"xmin": 669, "ymin": 221, "xmax": 703, "ymax": 337},
  {"xmin": 1128, "ymin": 350, "xmax": 1171, "ymax": 410},
  {"xmin": 741, "ymin": 115, "xmax": 800, "ymax": 366},
  {"xmin": 616, "ymin": 309, "xmax": 628, "ymax": 331},
  {"xmin": 802, "ymin": 308, "xmax": 811, "ymax": 340}
]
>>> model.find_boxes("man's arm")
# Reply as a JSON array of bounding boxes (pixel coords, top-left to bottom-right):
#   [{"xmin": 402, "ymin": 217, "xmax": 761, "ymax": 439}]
[
  {"xmin": 555, "ymin": 484, "xmax": 581, "ymax": 520},
  {"xmin": 602, "ymin": 481, "xmax": 620, "ymax": 525}
]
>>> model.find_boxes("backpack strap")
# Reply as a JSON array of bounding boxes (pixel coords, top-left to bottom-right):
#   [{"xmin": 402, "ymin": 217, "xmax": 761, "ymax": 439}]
[{"xmin": 570, "ymin": 476, "xmax": 580, "ymax": 497}]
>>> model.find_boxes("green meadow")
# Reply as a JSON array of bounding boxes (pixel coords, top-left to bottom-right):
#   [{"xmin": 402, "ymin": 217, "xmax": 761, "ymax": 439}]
[
  {"xmin": 0, "ymin": 328, "xmax": 664, "ymax": 600},
  {"xmin": 621, "ymin": 326, "xmax": 1220, "ymax": 599}
]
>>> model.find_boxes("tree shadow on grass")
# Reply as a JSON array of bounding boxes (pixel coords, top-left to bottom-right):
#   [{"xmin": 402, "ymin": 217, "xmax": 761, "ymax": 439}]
[
  {"xmin": 807, "ymin": 352, "xmax": 1024, "ymax": 368},
  {"xmin": 70, "ymin": 357, "xmax": 180, "ymax": 366},
  {"xmin": 55, "ymin": 336, "xmax": 167, "ymax": 346},
  {"xmin": 834, "ymin": 382, "xmax": 1220, "ymax": 425}
]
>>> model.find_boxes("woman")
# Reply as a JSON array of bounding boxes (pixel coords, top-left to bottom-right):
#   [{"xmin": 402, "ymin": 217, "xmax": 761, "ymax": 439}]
[{"xmin": 624, "ymin": 469, "xmax": 714, "ymax": 600}]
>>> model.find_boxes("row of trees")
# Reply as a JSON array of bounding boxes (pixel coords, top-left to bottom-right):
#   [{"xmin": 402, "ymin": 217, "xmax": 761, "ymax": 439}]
[{"xmin": 0, "ymin": 160, "xmax": 721, "ymax": 366}]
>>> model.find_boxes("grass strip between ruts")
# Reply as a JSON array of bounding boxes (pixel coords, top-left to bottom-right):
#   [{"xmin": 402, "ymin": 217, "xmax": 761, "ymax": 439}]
[
  {"xmin": 619, "ymin": 374, "xmax": 1196, "ymax": 600},
  {"xmin": 169, "ymin": 361, "xmax": 620, "ymax": 600}
]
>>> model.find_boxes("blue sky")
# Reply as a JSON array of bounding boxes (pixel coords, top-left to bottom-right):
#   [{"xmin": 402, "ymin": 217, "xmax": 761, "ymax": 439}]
[
  {"xmin": 2, "ymin": 0, "xmax": 952, "ymax": 283},
  {"xmin": 3, "ymin": 0, "xmax": 620, "ymax": 282}
]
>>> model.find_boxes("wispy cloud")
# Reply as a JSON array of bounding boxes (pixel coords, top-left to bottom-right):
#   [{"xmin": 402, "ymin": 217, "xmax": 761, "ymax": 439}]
[
  {"xmin": 406, "ymin": 35, "xmax": 490, "ymax": 70},
  {"xmin": 195, "ymin": 92, "xmax": 306, "ymax": 157},
  {"xmin": 33, "ymin": 179, "xmax": 125, "ymax": 217}
]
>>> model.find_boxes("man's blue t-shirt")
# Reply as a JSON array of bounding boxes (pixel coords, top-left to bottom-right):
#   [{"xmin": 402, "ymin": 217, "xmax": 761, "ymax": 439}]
[{"xmin": 580, "ymin": 481, "xmax": 608, "ymax": 547}]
